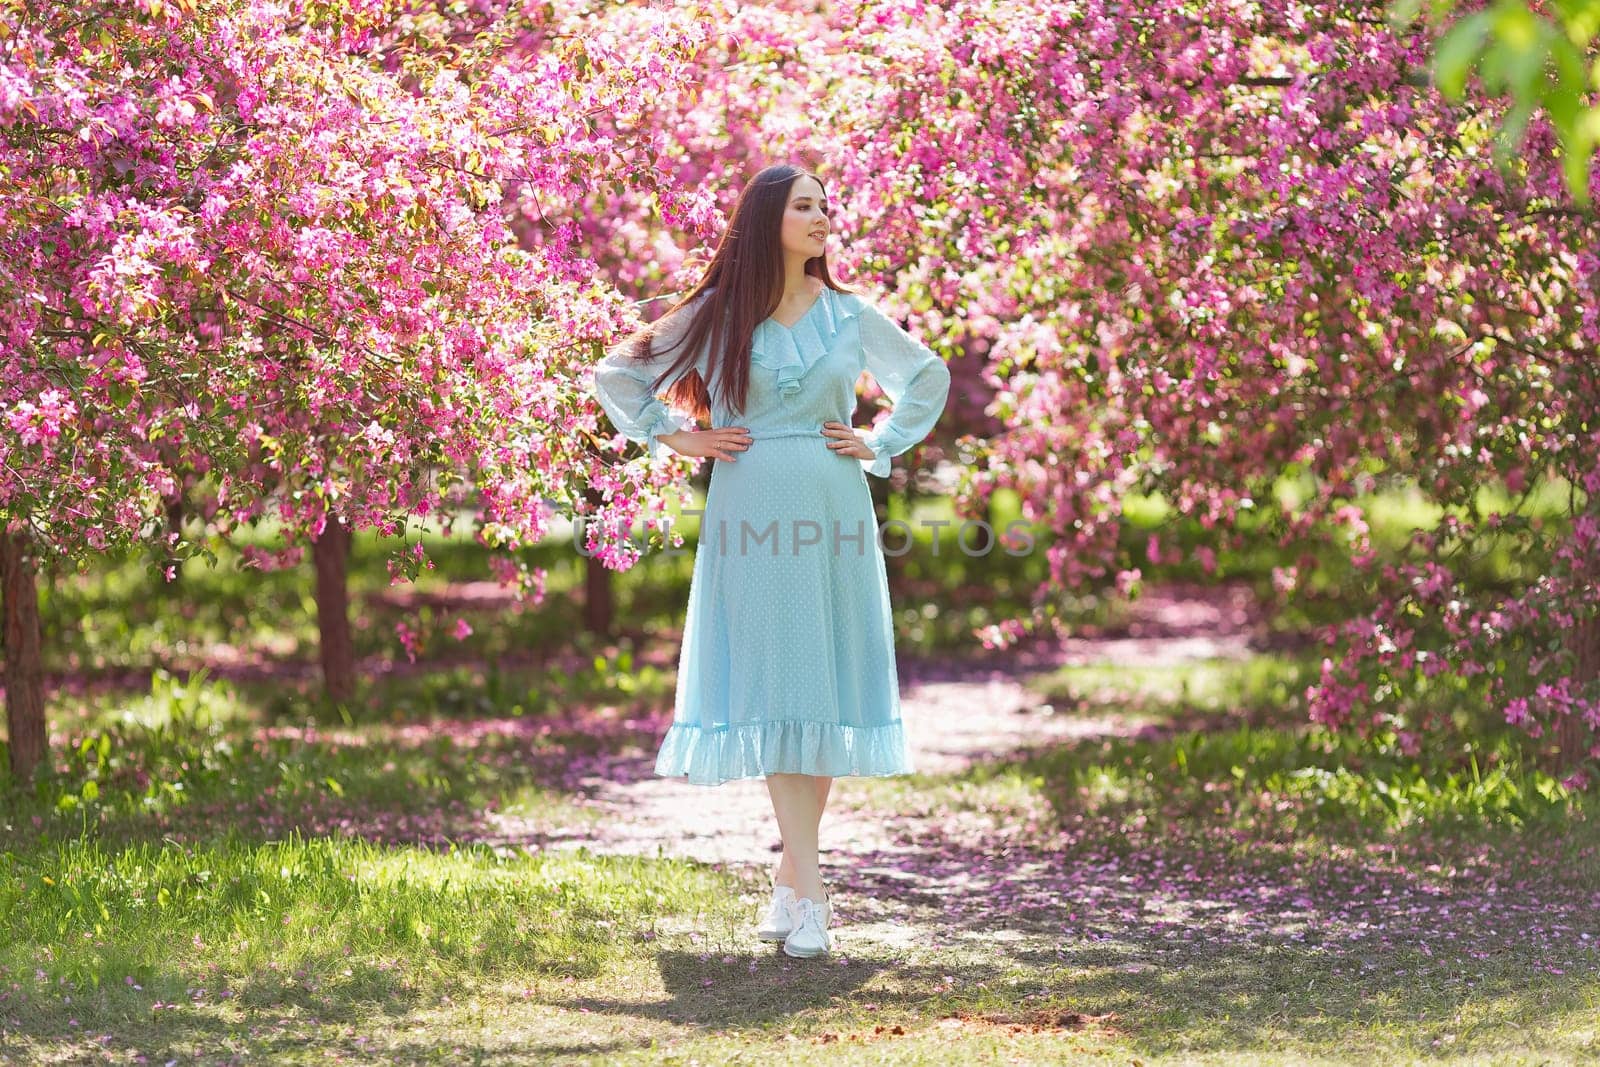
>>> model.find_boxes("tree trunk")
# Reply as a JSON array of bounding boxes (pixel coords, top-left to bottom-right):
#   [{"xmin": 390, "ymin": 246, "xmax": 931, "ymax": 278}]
[
  {"xmin": 1, "ymin": 529, "xmax": 47, "ymax": 783},
  {"xmin": 163, "ymin": 492, "xmax": 186, "ymax": 582},
  {"xmin": 581, "ymin": 486, "xmax": 614, "ymax": 635},
  {"xmin": 584, "ymin": 555, "xmax": 614, "ymax": 636},
  {"xmin": 313, "ymin": 513, "xmax": 356, "ymax": 703},
  {"xmin": 1557, "ymin": 607, "xmax": 1600, "ymax": 773}
]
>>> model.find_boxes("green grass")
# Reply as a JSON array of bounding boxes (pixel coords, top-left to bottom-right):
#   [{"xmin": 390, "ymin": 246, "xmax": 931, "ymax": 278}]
[
  {"xmin": 8, "ymin": 667, "xmax": 621, "ymax": 857},
  {"xmin": 35, "ymin": 507, "xmax": 693, "ymax": 681},
  {"xmin": 1028, "ymin": 651, "xmax": 1324, "ymax": 723},
  {"xmin": 856, "ymin": 652, "xmax": 1593, "ymax": 840},
  {"xmin": 48, "ymin": 632, "xmax": 679, "ymax": 739},
  {"xmin": 3, "ymin": 476, "xmax": 1596, "ymax": 1062},
  {"xmin": 0, "ymin": 832, "xmax": 741, "ymax": 1063},
  {"xmin": 3, "ymin": 650, "xmax": 1599, "ymax": 1062}
]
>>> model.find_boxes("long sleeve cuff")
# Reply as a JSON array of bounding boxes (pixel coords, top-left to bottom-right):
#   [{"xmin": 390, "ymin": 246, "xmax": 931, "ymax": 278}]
[
  {"xmin": 645, "ymin": 409, "xmax": 696, "ymax": 461},
  {"xmin": 858, "ymin": 427, "xmax": 893, "ymax": 478}
]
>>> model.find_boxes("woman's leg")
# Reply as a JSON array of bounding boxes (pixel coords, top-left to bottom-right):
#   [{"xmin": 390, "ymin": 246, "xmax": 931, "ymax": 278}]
[
  {"xmin": 773, "ymin": 776, "xmax": 832, "ymax": 888},
  {"xmin": 765, "ymin": 773, "xmax": 827, "ymax": 902}
]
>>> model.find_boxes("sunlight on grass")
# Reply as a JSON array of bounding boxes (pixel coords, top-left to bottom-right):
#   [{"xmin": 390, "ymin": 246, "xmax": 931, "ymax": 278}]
[
  {"xmin": 1031, "ymin": 652, "xmax": 1323, "ymax": 719},
  {"xmin": 77, "ymin": 668, "xmax": 257, "ymax": 734},
  {"xmin": 855, "ymin": 653, "xmax": 1594, "ymax": 844},
  {"xmin": 1021, "ymin": 655, "xmax": 1590, "ymax": 836},
  {"xmin": 0, "ymin": 831, "xmax": 739, "ymax": 1057}
]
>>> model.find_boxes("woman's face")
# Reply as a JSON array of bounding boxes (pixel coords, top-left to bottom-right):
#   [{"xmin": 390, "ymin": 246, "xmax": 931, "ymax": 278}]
[{"xmin": 780, "ymin": 176, "xmax": 830, "ymax": 261}]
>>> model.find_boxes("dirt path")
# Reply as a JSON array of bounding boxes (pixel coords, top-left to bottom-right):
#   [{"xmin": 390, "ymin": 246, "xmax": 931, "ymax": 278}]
[
  {"xmin": 551, "ymin": 664, "xmax": 1071, "ymax": 867},
  {"xmin": 546, "ymin": 581, "xmax": 1264, "ymax": 863},
  {"xmin": 496, "ymin": 584, "xmax": 1600, "ymax": 990}
]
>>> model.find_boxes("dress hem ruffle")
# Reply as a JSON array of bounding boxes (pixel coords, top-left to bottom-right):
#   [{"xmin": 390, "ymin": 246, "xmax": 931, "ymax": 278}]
[{"xmin": 653, "ymin": 716, "xmax": 914, "ymax": 787}]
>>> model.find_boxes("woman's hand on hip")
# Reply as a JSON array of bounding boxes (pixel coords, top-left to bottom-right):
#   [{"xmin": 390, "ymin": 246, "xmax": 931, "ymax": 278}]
[
  {"xmin": 661, "ymin": 426, "xmax": 752, "ymax": 462},
  {"xmin": 822, "ymin": 421, "xmax": 875, "ymax": 461}
]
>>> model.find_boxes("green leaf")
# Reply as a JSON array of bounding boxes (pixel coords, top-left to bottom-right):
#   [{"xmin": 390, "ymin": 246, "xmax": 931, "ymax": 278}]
[
  {"xmin": 1492, "ymin": 98, "xmax": 1536, "ymax": 168},
  {"xmin": 1545, "ymin": 30, "xmax": 1589, "ymax": 88},
  {"xmin": 1542, "ymin": 40, "xmax": 1596, "ymax": 204},
  {"xmin": 1434, "ymin": 12, "xmax": 1494, "ymax": 98},
  {"xmin": 1484, "ymin": 10, "xmax": 1552, "ymax": 96},
  {"xmin": 1491, "ymin": 0, "xmax": 1544, "ymax": 51},
  {"xmin": 1559, "ymin": 125, "xmax": 1594, "ymax": 205},
  {"xmin": 1580, "ymin": 105, "xmax": 1600, "ymax": 142},
  {"xmin": 1387, "ymin": 0, "xmax": 1425, "ymax": 29}
]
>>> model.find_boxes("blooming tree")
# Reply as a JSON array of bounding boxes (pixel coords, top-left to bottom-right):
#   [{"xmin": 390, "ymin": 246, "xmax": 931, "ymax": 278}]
[
  {"xmin": 3, "ymin": 0, "xmax": 1594, "ymax": 787},
  {"xmin": 526, "ymin": 0, "xmax": 1600, "ymax": 775},
  {"xmin": 1407, "ymin": 0, "xmax": 1600, "ymax": 205},
  {"xmin": 828, "ymin": 0, "xmax": 1598, "ymax": 774},
  {"xmin": 0, "ymin": 0, "xmax": 715, "ymax": 777}
]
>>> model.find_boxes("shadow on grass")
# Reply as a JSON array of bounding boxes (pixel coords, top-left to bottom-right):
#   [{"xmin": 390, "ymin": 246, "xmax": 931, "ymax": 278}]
[
  {"xmin": 818, "ymin": 814, "xmax": 1600, "ymax": 1056},
  {"xmin": 0, "ymin": 962, "xmax": 427, "ymax": 1065},
  {"xmin": 565, "ymin": 947, "xmax": 901, "ymax": 1027},
  {"xmin": 5, "ymin": 650, "xmax": 688, "ymax": 857}
]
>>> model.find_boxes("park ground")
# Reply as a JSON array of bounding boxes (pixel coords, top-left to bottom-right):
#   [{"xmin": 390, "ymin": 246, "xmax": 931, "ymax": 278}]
[{"xmin": 2, "ymin": 488, "xmax": 1598, "ymax": 1064}]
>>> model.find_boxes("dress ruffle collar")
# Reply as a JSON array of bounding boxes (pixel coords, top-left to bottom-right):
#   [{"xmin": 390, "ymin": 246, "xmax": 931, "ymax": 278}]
[{"xmin": 750, "ymin": 287, "xmax": 863, "ymax": 397}]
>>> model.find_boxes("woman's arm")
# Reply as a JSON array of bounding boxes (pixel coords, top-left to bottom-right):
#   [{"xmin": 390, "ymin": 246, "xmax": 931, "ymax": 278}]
[
  {"xmin": 593, "ymin": 300, "xmax": 702, "ymax": 460},
  {"xmin": 855, "ymin": 301, "xmax": 953, "ymax": 478}
]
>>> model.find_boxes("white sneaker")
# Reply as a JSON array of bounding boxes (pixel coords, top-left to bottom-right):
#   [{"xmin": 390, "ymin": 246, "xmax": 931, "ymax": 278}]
[
  {"xmin": 756, "ymin": 885, "xmax": 796, "ymax": 941},
  {"xmin": 782, "ymin": 893, "xmax": 833, "ymax": 958}
]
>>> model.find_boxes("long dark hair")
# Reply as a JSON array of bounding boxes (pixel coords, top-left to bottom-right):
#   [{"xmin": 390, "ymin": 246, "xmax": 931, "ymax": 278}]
[{"xmin": 625, "ymin": 163, "xmax": 854, "ymax": 421}]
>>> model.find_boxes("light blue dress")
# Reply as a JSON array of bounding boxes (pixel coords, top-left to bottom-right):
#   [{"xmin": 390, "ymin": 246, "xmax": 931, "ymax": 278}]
[{"xmin": 593, "ymin": 285, "xmax": 952, "ymax": 786}]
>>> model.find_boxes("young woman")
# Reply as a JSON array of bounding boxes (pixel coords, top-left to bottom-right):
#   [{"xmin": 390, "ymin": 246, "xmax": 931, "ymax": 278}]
[{"xmin": 593, "ymin": 163, "xmax": 951, "ymax": 959}]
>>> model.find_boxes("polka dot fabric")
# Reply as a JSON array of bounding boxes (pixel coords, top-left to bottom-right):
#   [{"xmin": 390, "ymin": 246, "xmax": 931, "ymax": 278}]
[{"xmin": 595, "ymin": 285, "xmax": 952, "ymax": 785}]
